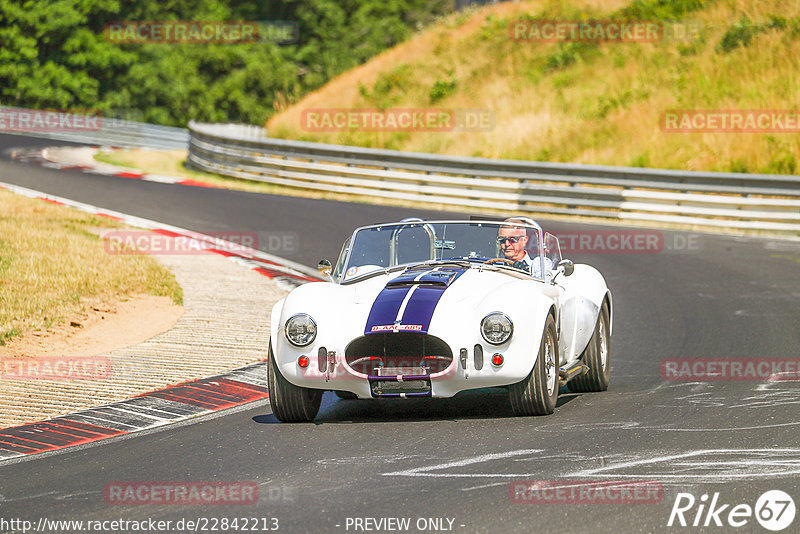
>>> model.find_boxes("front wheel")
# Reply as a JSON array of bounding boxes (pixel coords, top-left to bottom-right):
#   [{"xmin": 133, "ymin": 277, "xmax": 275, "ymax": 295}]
[
  {"xmin": 267, "ymin": 342, "xmax": 323, "ymax": 422},
  {"xmin": 509, "ymin": 314, "xmax": 559, "ymax": 416},
  {"xmin": 569, "ymin": 302, "xmax": 611, "ymax": 393}
]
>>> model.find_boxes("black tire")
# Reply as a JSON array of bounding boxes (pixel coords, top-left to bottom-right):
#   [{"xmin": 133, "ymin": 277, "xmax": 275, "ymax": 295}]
[
  {"xmin": 266, "ymin": 342, "xmax": 322, "ymax": 422},
  {"xmin": 334, "ymin": 390, "xmax": 358, "ymax": 400},
  {"xmin": 569, "ymin": 302, "xmax": 611, "ymax": 393},
  {"xmin": 509, "ymin": 314, "xmax": 559, "ymax": 416}
]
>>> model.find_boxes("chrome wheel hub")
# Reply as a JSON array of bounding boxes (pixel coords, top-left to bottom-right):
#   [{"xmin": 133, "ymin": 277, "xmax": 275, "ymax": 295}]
[
  {"xmin": 545, "ymin": 332, "xmax": 556, "ymax": 394},
  {"xmin": 599, "ymin": 317, "xmax": 608, "ymax": 370}
]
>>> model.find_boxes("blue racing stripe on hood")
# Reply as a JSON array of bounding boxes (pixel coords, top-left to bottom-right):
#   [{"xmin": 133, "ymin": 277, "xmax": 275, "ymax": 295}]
[
  {"xmin": 364, "ymin": 267, "xmax": 466, "ymax": 334},
  {"xmin": 399, "ymin": 269, "xmax": 466, "ymax": 332},
  {"xmin": 364, "ymin": 285, "xmax": 412, "ymax": 334}
]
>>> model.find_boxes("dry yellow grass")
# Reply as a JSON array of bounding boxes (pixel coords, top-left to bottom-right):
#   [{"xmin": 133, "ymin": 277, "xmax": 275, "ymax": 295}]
[
  {"xmin": 0, "ymin": 189, "xmax": 182, "ymax": 344},
  {"xmin": 267, "ymin": 0, "xmax": 800, "ymax": 175}
]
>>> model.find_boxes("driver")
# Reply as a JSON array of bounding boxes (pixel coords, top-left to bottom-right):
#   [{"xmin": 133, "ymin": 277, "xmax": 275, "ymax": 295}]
[{"xmin": 497, "ymin": 223, "xmax": 533, "ymax": 273}]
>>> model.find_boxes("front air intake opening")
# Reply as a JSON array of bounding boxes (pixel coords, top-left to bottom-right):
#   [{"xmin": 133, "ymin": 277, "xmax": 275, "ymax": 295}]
[{"xmin": 345, "ymin": 332, "xmax": 453, "ymax": 376}]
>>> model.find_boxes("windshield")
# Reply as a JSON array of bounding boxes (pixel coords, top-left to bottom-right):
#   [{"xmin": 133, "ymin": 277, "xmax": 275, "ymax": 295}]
[{"xmin": 336, "ymin": 219, "xmax": 552, "ymax": 283}]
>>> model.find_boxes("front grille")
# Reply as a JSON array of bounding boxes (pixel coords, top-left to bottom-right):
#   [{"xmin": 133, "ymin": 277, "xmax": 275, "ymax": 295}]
[
  {"xmin": 377, "ymin": 367, "xmax": 426, "ymax": 376},
  {"xmin": 345, "ymin": 332, "xmax": 453, "ymax": 375},
  {"xmin": 371, "ymin": 379, "xmax": 430, "ymax": 395}
]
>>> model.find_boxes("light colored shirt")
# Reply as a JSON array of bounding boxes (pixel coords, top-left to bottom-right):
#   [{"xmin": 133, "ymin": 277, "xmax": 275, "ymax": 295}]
[{"xmin": 518, "ymin": 253, "xmax": 554, "ymax": 279}]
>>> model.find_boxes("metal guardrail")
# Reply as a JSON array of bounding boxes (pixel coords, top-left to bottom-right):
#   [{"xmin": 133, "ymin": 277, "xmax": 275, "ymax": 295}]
[
  {"xmin": 187, "ymin": 121, "xmax": 800, "ymax": 234},
  {"xmin": 0, "ymin": 106, "xmax": 189, "ymax": 150}
]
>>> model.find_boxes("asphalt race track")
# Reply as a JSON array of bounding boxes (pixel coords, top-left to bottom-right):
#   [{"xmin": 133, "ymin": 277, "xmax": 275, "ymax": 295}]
[{"xmin": 2, "ymin": 133, "xmax": 800, "ymax": 533}]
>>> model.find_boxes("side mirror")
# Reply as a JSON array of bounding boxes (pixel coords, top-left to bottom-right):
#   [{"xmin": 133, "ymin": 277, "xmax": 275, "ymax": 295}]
[
  {"xmin": 557, "ymin": 259, "xmax": 574, "ymax": 277},
  {"xmin": 318, "ymin": 259, "xmax": 332, "ymax": 278}
]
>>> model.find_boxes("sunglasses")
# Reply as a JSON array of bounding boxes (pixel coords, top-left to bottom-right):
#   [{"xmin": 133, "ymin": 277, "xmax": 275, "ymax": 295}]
[{"xmin": 496, "ymin": 236, "xmax": 524, "ymax": 245}]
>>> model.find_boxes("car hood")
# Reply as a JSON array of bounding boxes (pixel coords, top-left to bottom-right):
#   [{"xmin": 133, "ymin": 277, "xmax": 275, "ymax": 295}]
[
  {"xmin": 276, "ymin": 263, "xmax": 548, "ymax": 346},
  {"xmin": 363, "ymin": 266, "xmax": 470, "ymax": 334},
  {"xmin": 345, "ymin": 265, "xmax": 540, "ymax": 334}
]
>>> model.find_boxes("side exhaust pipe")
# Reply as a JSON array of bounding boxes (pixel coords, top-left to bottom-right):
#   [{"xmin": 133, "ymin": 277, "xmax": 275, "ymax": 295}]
[{"xmin": 558, "ymin": 360, "xmax": 589, "ymax": 387}]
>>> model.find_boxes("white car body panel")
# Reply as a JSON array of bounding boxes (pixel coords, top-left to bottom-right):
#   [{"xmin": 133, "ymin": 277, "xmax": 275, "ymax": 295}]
[{"xmin": 271, "ymin": 253, "xmax": 610, "ymax": 399}]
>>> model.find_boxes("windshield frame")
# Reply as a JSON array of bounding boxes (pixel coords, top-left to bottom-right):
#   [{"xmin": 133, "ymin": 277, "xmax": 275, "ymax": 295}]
[{"xmin": 336, "ymin": 218, "xmax": 546, "ymax": 284}]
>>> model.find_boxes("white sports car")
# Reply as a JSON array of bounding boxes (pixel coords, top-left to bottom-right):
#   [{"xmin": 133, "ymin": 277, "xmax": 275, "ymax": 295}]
[{"xmin": 267, "ymin": 217, "xmax": 612, "ymax": 422}]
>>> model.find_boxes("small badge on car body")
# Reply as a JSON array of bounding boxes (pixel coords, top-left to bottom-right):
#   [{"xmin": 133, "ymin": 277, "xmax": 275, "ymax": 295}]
[{"xmin": 370, "ymin": 324, "xmax": 423, "ymax": 332}]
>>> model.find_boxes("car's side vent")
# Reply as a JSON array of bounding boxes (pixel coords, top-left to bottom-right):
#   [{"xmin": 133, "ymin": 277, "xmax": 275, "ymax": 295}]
[
  {"xmin": 318, "ymin": 346, "xmax": 327, "ymax": 372},
  {"xmin": 474, "ymin": 344, "xmax": 484, "ymax": 370}
]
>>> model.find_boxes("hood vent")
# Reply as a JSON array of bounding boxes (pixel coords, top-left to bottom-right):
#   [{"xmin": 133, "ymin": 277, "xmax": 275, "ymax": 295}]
[{"xmin": 386, "ymin": 268, "xmax": 461, "ymax": 288}]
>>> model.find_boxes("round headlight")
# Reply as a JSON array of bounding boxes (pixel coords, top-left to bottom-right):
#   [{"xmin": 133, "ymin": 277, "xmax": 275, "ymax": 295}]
[
  {"xmin": 285, "ymin": 314, "xmax": 317, "ymax": 347},
  {"xmin": 481, "ymin": 312, "xmax": 513, "ymax": 345}
]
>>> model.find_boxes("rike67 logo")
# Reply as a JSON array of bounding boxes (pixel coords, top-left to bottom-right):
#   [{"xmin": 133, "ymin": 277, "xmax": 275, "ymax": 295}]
[{"xmin": 668, "ymin": 490, "xmax": 796, "ymax": 531}]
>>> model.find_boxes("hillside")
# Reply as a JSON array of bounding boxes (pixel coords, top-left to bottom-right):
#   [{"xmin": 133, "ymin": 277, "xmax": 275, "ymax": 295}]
[{"xmin": 267, "ymin": 0, "xmax": 800, "ymax": 175}]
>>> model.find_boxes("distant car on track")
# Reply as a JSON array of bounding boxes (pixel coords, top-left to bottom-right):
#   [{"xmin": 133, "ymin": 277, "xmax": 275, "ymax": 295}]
[{"xmin": 267, "ymin": 217, "xmax": 612, "ymax": 422}]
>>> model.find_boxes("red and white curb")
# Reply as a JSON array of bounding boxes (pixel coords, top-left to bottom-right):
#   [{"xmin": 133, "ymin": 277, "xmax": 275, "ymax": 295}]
[
  {"xmin": 8, "ymin": 147, "xmax": 322, "ymax": 288},
  {"xmin": 11, "ymin": 146, "xmax": 220, "ymax": 188},
  {"xmin": 0, "ymin": 363, "xmax": 268, "ymax": 461},
  {"xmin": 0, "ymin": 180, "xmax": 323, "ymax": 460}
]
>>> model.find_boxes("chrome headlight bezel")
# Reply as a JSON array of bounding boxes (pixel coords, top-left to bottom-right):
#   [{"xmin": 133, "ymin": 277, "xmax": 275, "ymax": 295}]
[
  {"xmin": 285, "ymin": 313, "xmax": 317, "ymax": 347},
  {"xmin": 480, "ymin": 312, "xmax": 513, "ymax": 345}
]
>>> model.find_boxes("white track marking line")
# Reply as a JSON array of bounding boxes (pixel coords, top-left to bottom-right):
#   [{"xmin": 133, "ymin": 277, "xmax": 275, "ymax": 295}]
[
  {"xmin": 382, "ymin": 449, "xmax": 542, "ymax": 478},
  {"xmin": 565, "ymin": 448, "xmax": 800, "ymax": 480},
  {"xmin": 140, "ymin": 174, "xmax": 181, "ymax": 184},
  {"xmin": 650, "ymin": 421, "xmax": 800, "ymax": 432},
  {"xmin": 382, "ymin": 448, "xmax": 800, "ymax": 481},
  {"xmin": 461, "ymin": 482, "xmax": 508, "ymax": 492},
  {"xmin": 567, "ymin": 448, "xmax": 800, "ymax": 476}
]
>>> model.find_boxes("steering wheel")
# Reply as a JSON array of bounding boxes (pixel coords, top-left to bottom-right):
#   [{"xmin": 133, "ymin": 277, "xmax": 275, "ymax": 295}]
[{"xmin": 485, "ymin": 258, "xmax": 515, "ymax": 266}]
